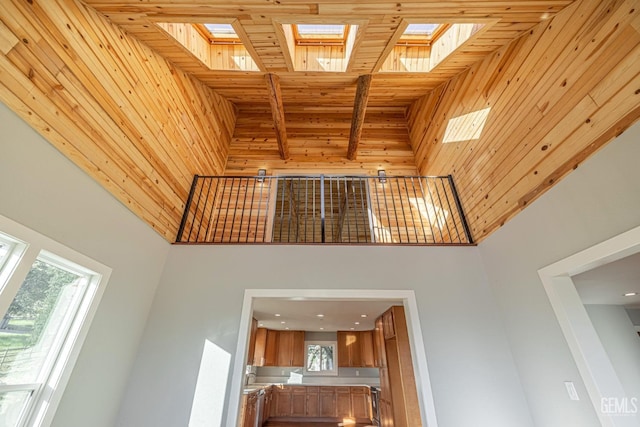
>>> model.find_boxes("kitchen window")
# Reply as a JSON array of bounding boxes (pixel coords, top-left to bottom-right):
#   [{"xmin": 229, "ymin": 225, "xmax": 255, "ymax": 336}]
[{"xmin": 304, "ymin": 341, "xmax": 337, "ymax": 376}]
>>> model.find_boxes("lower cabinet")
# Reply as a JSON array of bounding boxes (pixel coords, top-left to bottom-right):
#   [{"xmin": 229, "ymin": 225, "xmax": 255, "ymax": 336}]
[
  {"xmin": 267, "ymin": 385, "xmax": 371, "ymax": 423},
  {"xmin": 319, "ymin": 387, "xmax": 336, "ymax": 417}
]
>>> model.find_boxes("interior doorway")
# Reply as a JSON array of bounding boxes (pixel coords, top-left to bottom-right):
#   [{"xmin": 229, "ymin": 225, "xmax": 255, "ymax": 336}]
[
  {"xmin": 227, "ymin": 289, "xmax": 438, "ymax": 427},
  {"xmin": 539, "ymin": 225, "xmax": 640, "ymax": 427}
]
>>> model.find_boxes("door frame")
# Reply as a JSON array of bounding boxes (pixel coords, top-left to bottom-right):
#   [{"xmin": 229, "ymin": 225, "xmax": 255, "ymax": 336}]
[
  {"xmin": 538, "ymin": 224, "xmax": 640, "ymax": 427},
  {"xmin": 227, "ymin": 288, "xmax": 439, "ymax": 427}
]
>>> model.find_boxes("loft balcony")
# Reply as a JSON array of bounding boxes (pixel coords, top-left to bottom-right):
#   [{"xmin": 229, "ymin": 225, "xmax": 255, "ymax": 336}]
[{"xmin": 176, "ymin": 174, "xmax": 473, "ymax": 245}]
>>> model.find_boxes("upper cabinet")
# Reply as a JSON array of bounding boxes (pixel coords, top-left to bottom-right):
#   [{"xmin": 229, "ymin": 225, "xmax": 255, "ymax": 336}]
[
  {"xmin": 337, "ymin": 330, "xmax": 375, "ymax": 368},
  {"xmin": 253, "ymin": 328, "xmax": 304, "ymax": 367},
  {"xmin": 247, "ymin": 318, "xmax": 258, "ymax": 365},
  {"xmin": 277, "ymin": 330, "xmax": 305, "ymax": 367}
]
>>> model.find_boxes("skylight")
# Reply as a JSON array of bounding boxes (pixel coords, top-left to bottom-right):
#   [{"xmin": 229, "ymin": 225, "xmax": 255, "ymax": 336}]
[
  {"xmin": 200, "ymin": 23, "xmax": 240, "ymax": 44},
  {"xmin": 293, "ymin": 24, "xmax": 349, "ymax": 44},
  {"xmin": 399, "ymin": 23, "xmax": 447, "ymax": 45}
]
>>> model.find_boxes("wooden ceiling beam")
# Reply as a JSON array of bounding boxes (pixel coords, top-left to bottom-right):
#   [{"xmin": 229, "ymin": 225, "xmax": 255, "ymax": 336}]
[
  {"xmin": 347, "ymin": 74, "xmax": 373, "ymax": 160},
  {"xmin": 265, "ymin": 73, "xmax": 290, "ymax": 160}
]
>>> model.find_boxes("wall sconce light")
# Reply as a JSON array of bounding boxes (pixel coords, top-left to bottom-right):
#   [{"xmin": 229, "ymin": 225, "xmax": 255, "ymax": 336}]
[
  {"xmin": 378, "ymin": 170, "xmax": 387, "ymax": 183},
  {"xmin": 256, "ymin": 169, "xmax": 266, "ymax": 183}
]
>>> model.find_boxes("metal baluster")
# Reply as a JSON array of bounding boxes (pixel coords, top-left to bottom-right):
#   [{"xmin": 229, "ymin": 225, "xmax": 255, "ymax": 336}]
[
  {"xmin": 364, "ymin": 177, "xmax": 377, "ymax": 243},
  {"xmin": 386, "ymin": 177, "xmax": 402, "ymax": 243},
  {"xmin": 177, "ymin": 175, "xmax": 199, "ymax": 243},
  {"xmin": 212, "ymin": 178, "xmax": 229, "ymax": 242},
  {"xmin": 320, "ymin": 175, "xmax": 325, "ymax": 243},
  {"xmin": 195, "ymin": 178, "xmax": 214, "ymax": 243},
  {"xmin": 188, "ymin": 177, "xmax": 206, "ymax": 242},
  {"xmin": 278, "ymin": 177, "xmax": 286, "ymax": 242},
  {"xmin": 438, "ymin": 178, "xmax": 462, "ymax": 243},
  {"xmin": 394, "ymin": 177, "xmax": 409, "ymax": 243},
  {"xmin": 204, "ymin": 178, "xmax": 221, "ymax": 242},
  {"xmin": 401, "ymin": 177, "xmax": 420, "ymax": 243},
  {"xmin": 409, "ymin": 177, "xmax": 427, "ymax": 243},
  {"xmin": 246, "ymin": 177, "xmax": 257, "ymax": 242}
]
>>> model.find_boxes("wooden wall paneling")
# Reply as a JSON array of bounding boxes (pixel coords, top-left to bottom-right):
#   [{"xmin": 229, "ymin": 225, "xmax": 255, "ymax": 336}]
[
  {"xmin": 406, "ymin": 0, "xmax": 640, "ymax": 241},
  {"xmin": 225, "ymin": 107, "xmax": 419, "ymax": 176},
  {"xmin": 453, "ymin": 0, "xmax": 637, "ymax": 224},
  {"xmin": 0, "ymin": 0, "xmax": 236, "ymax": 241}
]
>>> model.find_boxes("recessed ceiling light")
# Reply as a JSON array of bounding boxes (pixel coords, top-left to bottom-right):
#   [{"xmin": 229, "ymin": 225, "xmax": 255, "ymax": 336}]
[
  {"xmin": 350, "ymin": 327, "xmax": 355, "ymax": 330},
  {"xmin": 281, "ymin": 321, "xmax": 286, "ymax": 324},
  {"xmin": 360, "ymin": 314, "xmax": 367, "ymax": 318},
  {"xmin": 285, "ymin": 327, "xmax": 290, "ymax": 330},
  {"xmin": 317, "ymin": 314, "xmax": 324, "ymax": 318},
  {"xmin": 624, "ymin": 292, "xmax": 638, "ymax": 297},
  {"xmin": 354, "ymin": 322, "xmax": 360, "ymax": 325},
  {"xmin": 320, "ymin": 327, "xmax": 324, "ymax": 330},
  {"xmin": 275, "ymin": 314, "xmax": 281, "ymax": 317},
  {"xmin": 259, "ymin": 323, "xmax": 264, "ymax": 327}
]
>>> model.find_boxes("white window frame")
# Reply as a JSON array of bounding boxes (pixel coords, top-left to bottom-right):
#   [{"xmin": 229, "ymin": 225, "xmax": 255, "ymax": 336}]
[
  {"xmin": 303, "ymin": 340, "xmax": 338, "ymax": 376},
  {"xmin": 0, "ymin": 214, "xmax": 111, "ymax": 427}
]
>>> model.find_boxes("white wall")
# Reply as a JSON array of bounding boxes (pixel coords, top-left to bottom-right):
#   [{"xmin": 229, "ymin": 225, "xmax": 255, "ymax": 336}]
[
  {"xmin": 585, "ymin": 305, "xmax": 640, "ymax": 401},
  {"xmin": 0, "ymin": 102, "xmax": 170, "ymax": 426},
  {"xmin": 479, "ymin": 121, "xmax": 640, "ymax": 426},
  {"xmin": 117, "ymin": 245, "xmax": 534, "ymax": 427}
]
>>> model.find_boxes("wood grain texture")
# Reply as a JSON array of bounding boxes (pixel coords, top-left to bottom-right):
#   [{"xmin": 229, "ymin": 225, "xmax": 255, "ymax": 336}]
[
  {"xmin": 265, "ymin": 73, "xmax": 290, "ymax": 159},
  {"xmin": 0, "ymin": 0, "xmax": 236, "ymax": 241},
  {"xmin": 225, "ymin": 106, "xmax": 418, "ymax": 176},
  {"xmin": 347, "ymin": 74, "xmax": 373, "ymax": 160},
  {"xmin": 406, "ymin": 0, "xmax": 640, "ymax": 242},
  {"xmin": 86, "ymin": 0, "xmax": 571, "ymax": 108}
]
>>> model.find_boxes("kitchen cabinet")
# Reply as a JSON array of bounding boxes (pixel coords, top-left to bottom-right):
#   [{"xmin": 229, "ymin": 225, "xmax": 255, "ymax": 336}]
[
  {"xmin": 350, "ymin": 386, "xmax": 371, "ymax": 420},
  {"xmin": 262, "ymin": 387, "xmax": 272, "ymax": 426},
  {"xmin": 383, "ymin": 309, "xmax": 395, "ymax": 339},
  {"xmin": 319, "ymin": 387, "xmax": 336, "ymax": 417},
  {"xmin": 240, "ymin": 391, "xmax": 258, "ymax": 427},
  {"xmin": 377, "ymin": 306, "xmax": 421, "ymax": 427},
  {"xmin": 273, "ymin": 387, "xmax": 291, "ymax": 417},
  {"xmin": 374, "ymin": 316, "xmax": 387, "ymax": 368},
  {"xmin": 247, "ymin": 318, "xmax": 258, "ymax": 365},
  {"xmin": 253, "ymin": 329, "xmax": 306, "ymax": 367},
  {"xmin": 337, "ymin": 330, "xmax": 375, "ymax": 367},
  {"xmin": 335, "ymin": 387, "xmax": 351, "ymax": 417},
  {"xmin": 290, "ymin": 387, "xmax": 306, "ymax": 416},
  {"xmin": 305, "ymin": 387, "xmax": 319, "ymax": 417},
  {"xmin": 276, "ymin": 330, "xmax": 305, "ymax": 366},
  {"xmin": 360, "ymin": 330, "xmax": 375, "ymax": 367},
  {"xmin": 253, "ymin": 328, "xmax": 276, "ymax": 367}
]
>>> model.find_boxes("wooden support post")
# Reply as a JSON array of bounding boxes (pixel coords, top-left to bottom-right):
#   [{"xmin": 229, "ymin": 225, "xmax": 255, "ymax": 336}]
[
  {"xmin": 347, "ymin": 74, "xmax": 373, "ymax": 160},
  {"xmin": 265, "ymin": 73, "xmax": 289, "ymax": 160}
]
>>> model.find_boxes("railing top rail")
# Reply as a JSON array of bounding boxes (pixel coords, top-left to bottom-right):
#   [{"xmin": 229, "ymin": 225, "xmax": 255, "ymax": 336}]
[{"xmin": 191, "ymin": 174, "xmax": 454, "ymax": 179}]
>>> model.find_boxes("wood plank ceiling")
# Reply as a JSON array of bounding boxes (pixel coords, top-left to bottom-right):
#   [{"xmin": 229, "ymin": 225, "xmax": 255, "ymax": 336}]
[{"xmin": 1, "ymin": 0, "xmax": 639, "ymax": 243}]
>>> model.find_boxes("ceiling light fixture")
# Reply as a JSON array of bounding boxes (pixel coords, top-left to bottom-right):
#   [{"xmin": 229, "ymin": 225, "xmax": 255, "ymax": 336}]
[
  {"xmin": 354, "ymin": 322, "xmax": 360, "ymax": 325},
  {"xmin": 281, "ymin": 321, "xmax": 286, "ymax": 324},
  {"xmin": 316, "ymin": 314, "xmax": 324, "ymax": 318},
  {"xmin": 274, "ymin": 313, "xmax": 281, "ymax": 317},
  {"xmin": 360, "ymin": 314, "xmax": 367, "ymax": 318},
  {"xmin": 350, "ymin": 327, "xmax": 355, "ymax": 330},
  {"xmin": 320, "ymin": 327, "xmax": 324, "ymax": 330},
  {"xmin": 624, "ymin": 292, "xmax": 638, "ymax": 297}
]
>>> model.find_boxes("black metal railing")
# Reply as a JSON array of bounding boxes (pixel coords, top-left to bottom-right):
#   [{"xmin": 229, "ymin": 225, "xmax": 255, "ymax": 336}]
[{"xmin": 175, "ymin": 175, "xmax": 473, "ymax": 245}]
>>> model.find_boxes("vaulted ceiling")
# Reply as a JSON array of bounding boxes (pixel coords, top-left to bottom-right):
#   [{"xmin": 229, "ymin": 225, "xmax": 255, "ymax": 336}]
[{"xmin": 0, "ymin": 0, "xmax": 638, "ymax": 242}]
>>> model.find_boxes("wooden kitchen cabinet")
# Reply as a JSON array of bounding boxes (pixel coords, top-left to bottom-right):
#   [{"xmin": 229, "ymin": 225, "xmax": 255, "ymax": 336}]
[
  {"xmin": 254, "ymin": 328, "xmax": 280, "ymax": 366},
  {"xmin": 262, "ymin": 387, "xmax": 273, "ymax": 426},
  {"xmin": 383, "ymin": 309, "xmax": 395, "ymax": 339},
  {"xmin": 350, "ymin": 387, "xmax": 371, "ymax": 420},
  {"xmin": 241, "ymin": 392, "xmax": 258, "ymax": 427},
  {"xmin": 374, "ymin": 316, "xmax": 387, "ymax": 368},
  {"xmin": 335, "ymin": 387, "xmax": 351, "ymax": 417},
  {"xmin": 319, "ymin": 387, "xmax": 336, "ymax": 417},
  {"xmin": 290, "ymin": 387, "xmax": 306, "ymax": 417},
  {"xmin": 338, "ymin": 330, "xmax": 375, "ymax": 367},
  {"xmin": 276, "ymin": 330, "xmax": 305, "ymax": 367},
  {"xmin": 247, "ymin": 318, "xmax": 258, "ymax": 365},
  {"xmin": 360, "ymin": 330, "xmax": 375, "ymax": 367},
  {"xmin": 305, "ymin": 387, "xmax": 319, "ymax": 417},
  {"xmin": 273, "ymin": 387, "xmax": 291, "ymax": 417}
]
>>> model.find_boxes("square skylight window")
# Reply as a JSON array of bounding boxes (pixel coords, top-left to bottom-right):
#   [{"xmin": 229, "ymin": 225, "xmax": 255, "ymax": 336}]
[
  {"xmin": 201, "ymin": 23, "xmax": 240, "ymax": 43},
  {"xmin": 296, "ymin": 24, "xmax": 346, "ymax": 38},
  {"xmin": 404, "ymin": 23, "xmax": 440, "ymax": 36}
]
